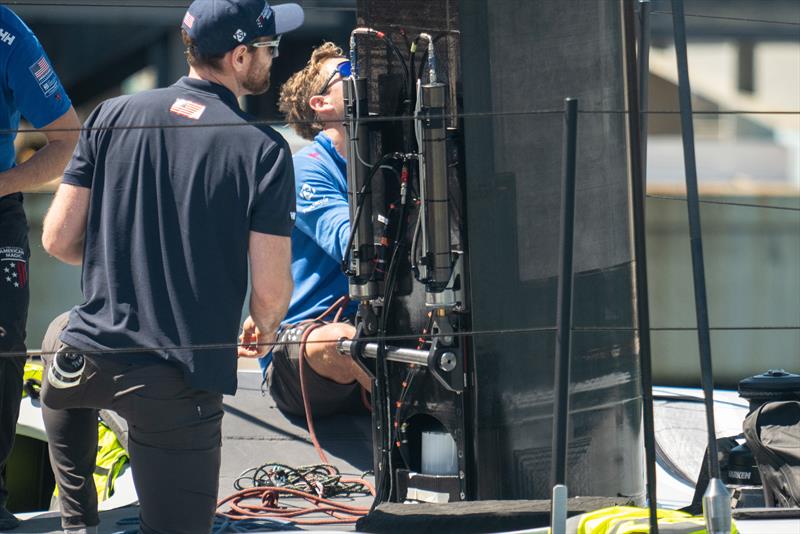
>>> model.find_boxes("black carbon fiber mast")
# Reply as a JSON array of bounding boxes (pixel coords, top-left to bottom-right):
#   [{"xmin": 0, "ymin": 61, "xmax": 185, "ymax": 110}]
[{"xmin": 624, "ymin": 0, "xmax": 659, "ymax": 531}]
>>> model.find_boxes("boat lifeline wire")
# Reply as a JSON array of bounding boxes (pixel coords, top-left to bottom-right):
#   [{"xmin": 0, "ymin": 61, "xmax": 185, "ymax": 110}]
[
  {"xmin": 2, "ymin": 324, "xmax": 800, "ymax": 359},
  {"xmin": 4, "ymin": 106, "xmax": 799, "ymax": 136},
  {"xmin": 4, "ymin": 0, "xmax": 799, "ymax": 26}
]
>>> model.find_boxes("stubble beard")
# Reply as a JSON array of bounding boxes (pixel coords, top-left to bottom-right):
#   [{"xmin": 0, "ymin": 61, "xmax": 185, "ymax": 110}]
[{"xmin": 243, "ymin": 65, "xmax": 270, "ymax": 95}]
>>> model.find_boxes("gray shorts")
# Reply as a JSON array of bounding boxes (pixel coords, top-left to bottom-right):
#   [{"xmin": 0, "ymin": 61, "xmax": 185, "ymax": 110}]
[{"xmin": 267, "ymin": 321, "xmax": 365, "ymax": 418}]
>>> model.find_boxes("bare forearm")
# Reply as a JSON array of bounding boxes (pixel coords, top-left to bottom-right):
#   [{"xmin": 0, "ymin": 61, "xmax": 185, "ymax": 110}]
[
  {"xmin": 247, "ymin": 232, "xmax": 293, "ymax": 343},
  {"xmin": 249, "ymin": 287, "xmax": 292, "ymax": 340},
  {"xmin": 0, "ymin": 138, "xmax": 76, "ymax": 197},
  {"xmin": 42, "ymin": 221, "xmax": 85, "ymax": 264},
  {"xmin": 42, "ymin": 183, "xmax": 90, "ymax": 265},
  {"xmin": 44, "ymin": 236, "xmax": 83, "ymax": 265}
]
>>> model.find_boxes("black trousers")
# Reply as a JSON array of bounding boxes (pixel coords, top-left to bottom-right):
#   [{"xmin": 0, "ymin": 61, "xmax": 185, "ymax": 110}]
[
  {"xmin": 40, "ymin": 313, "xmax": 224, "ymax": 534},
  {"xmin": 0, "ymin": 196, "xmax": 29, "ymax": 509}
]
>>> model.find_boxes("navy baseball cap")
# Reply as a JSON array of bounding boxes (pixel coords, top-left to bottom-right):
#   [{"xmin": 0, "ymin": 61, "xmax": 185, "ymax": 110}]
[{"xmin": 182, "ymin": 0, "xmax": 304, "ymax": 56}]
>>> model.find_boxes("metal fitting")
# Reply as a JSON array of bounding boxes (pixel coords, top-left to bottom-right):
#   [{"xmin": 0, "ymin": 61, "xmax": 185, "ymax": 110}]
[{"xmin": 439, "ymin": 351, "xmax": 457, "ymax": 372}]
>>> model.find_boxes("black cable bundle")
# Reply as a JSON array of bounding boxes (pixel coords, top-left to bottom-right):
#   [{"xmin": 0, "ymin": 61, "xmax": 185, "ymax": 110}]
[{"xmin": 233, "ymin": 463, "xmax": 372, "ymax": 499}]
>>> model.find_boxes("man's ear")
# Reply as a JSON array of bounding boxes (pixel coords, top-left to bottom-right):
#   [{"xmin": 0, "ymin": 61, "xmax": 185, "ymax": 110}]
[
  {"xmin": 308, "ymin": 94, "xmax": 330, "ymax": 113},
  {"xmin": 229, "ymin": 45, "xmax": 249, "ymax": 73}
]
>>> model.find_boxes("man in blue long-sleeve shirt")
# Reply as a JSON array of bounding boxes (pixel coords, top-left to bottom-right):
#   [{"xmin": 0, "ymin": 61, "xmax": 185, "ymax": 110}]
[{"xmin": 264, "ymin": 42, "xmax": 370, "ymax": 417}]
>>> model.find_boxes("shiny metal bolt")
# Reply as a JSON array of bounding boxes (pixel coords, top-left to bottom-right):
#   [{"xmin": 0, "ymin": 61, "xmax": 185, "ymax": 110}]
[{"xmin": 439, "ymin": 351, "xmax": 457, "ymax": 372}]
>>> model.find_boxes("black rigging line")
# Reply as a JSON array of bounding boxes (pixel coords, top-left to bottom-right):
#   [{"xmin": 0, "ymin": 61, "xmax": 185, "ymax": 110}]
[
  {"xmin": 22, "ymin": 173, "xmax": 800, "ymax": 218},
  {"xmin": 4, "ymin": 1, "xmax": 800, "ymax": 27},
  {"xmin": 646, "ymin": 195, "xmax": 800, "ymax": 213},
  {"xmin": 25, "ymin": 188, "xmax": 800, "ymax": 217},
  {"xmin": 1, "ymin": 1, "xmax": 354, "ymax": 11},
  {"xmin": 2, "ymin": 1, "xmax": 187, "ymax": 6},
  {"xmin": 4, "ymin": 325, "xmax": 798, "ymax": 359},
  {"xmin": 591, "ymin": 326, "xmax": 800, "ymax": 332},
  {"xmin": 651, "ymin": 10, "xmax": 800, "ymax": 27},
  {"xmin": 5, "ymin": 108, "xmax": 799, "ymax": 136}
]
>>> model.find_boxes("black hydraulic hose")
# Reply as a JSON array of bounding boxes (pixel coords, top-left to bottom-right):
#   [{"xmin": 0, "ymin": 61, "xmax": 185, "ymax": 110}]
[
  {"xmin": 368, "ymin": 272, "xmax": 399, "ymax": 507},
  {"xmin": 385, "ymin": 38, "xmax": 411, "ymax": 99},
  {"xmin": 366, "ymin": 322, "xmax": 390, "ymax": 509},
  {"xmin": 342, "ymin": 153, "xmax": 405, "ymax": 276},
  {"xmin": 369, "ymin": 162, "xmax": 412, "ymax": 508},
  {"xmin": 381, "ymin": 192, "xmax": 410, "ymax": 323},
  {"xmin": 671, "ymin": 0, "xmax": 722, "ymax": 481},
  {"xmin": 624, "ymin": 0, "xmax": 659, "ymax": 531},
  {"xmin": 410, "ymin": 37, "xmax": 419, "ymax": 89},
  {"xmin": 551, "ymin": 97, "xmax": 578, "ymax": 490},
  {"xmin": 377, "ymin": 174, "xmax": 411, "ymax": 494}
]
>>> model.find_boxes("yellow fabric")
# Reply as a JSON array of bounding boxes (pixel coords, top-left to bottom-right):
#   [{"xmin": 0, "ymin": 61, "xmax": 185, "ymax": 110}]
[
  {"xmin": 53, "ymin": 422, "xmax": 129, "ymax": 503},
  {"xmin": 21, "ymin": 361, "xmax": 43, "ymax": 397},
  {"xmin": 576, "ymin": 506, "xmax": 738, "ymax": 534},
  {"xmin": 24, "ymin": 362, "xmax": 129, "ymax": 502},
  {"xmin": 94, "ymin": 422, "xmax": 129, "ymax": 500}
]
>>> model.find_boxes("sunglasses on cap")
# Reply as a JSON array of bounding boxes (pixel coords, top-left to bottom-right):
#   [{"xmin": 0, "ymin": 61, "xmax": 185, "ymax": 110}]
[
  {"xmin": 319, "ymin": 60, "xmax": 352, "ymax": 95},
  {"xmin": 249, "ymin": 35, "xmax": 281, "ymax": 58}
]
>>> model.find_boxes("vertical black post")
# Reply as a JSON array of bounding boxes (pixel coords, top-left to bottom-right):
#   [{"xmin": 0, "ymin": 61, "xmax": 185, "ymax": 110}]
[
  {"xmin": 638, "ymin": 0, "xmax": 651, "ymax": 173},
  {"xmin": 670, "ymin": 0, "xmax": 721, "ymax": 480},
  {"xmin": 551, "ymin": 97, "xmax": 578, "ymax": 490},
  {"xmin": 624, "ymin": 0, "xmax": 659, "ymax": 531}
]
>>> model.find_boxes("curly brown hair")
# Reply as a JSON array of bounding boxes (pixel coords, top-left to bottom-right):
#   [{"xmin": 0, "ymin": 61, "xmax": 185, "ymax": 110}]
[{"xmin": 279, "ymin": 42, "xmax": 345, "ymax": 140}]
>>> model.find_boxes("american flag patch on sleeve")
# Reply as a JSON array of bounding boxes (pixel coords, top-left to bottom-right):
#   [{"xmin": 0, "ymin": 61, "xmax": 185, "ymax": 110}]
[
  {"xmin": 29, "ymin": 55, "xmax": 59, "ymax": 97},
  {"xmin": 169, "ymin": 98, "xmax": 206, "ymax": 120}
]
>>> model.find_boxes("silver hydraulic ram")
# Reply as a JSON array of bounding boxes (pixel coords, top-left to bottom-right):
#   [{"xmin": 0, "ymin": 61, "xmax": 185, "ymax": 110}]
[
  {"xmin": 344, "ymin": 33, "xmax": 378, "ymax": 302},
  {"xmin": 415, "ymin": 34, "xmax": 453, "ymax": 308},
  {"xmin": 338, "ymin": 338, "xmax": 463, "ymax": 392},
  {"xmin": 339, "ymin": 339, "xmax": 429, "ymax": 366}
]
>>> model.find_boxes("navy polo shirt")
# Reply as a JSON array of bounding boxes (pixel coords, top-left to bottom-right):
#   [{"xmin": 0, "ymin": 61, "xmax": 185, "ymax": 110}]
[{"xmin": 60, "ymin": 77, "xmax": 295, "ymax": 395}]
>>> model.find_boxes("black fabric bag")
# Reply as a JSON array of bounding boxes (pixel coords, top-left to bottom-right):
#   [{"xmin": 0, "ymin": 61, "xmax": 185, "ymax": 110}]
[
  {"xmin": 743, "ymin": 400, "xmax": 800, "ymax": 507},
  {"xmin": 681, "ymin": 436, "xmax": 739, "ymax": 515}
]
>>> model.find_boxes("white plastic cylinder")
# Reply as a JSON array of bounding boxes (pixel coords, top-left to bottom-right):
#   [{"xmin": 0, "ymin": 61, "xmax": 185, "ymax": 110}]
[{"xmin": 421, "ymin": 430, "xmax": 458, "ymax": 476}]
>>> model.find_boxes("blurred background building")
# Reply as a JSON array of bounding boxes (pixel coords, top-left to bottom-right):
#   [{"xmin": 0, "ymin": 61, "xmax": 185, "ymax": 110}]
[
  {"xmin": 643, "ymin": 0, "xmax": 799, "ymax": 383},
  {"xmin": 10, "ymin": 0, "xmax": 800, "ymax": 386}
]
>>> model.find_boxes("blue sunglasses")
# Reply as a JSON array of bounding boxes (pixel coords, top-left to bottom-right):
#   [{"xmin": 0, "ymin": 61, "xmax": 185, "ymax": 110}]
[{"xmin": 319, "ymin": 60, "xmax": 352, "ymax": 95}]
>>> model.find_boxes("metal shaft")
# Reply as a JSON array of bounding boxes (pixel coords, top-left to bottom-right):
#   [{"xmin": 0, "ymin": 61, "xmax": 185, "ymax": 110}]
[
  {"xmin": 419, "ymin": 82, "xmax": 453, "ymax": 303},
  {"xmin": 344, "ymin": 76, "xmax": 377, "ymax": 301},
  {"xmin": 551, "ymin": 97, "xmax": 578, "ymax": 490},
  {"xmin": 671, "ymin": 0, "xmax": 721, "ymax": 480},
  {"xmin": 338, "ymin": 339, "xmax": 429, "ymax": 367},
  {"xmin": 551, "ymin": 484, "xmax": 568, "ymax": 534},
  {"xmin": 624, "ymin": 0, "xmax": 659, "ymax": 530}
]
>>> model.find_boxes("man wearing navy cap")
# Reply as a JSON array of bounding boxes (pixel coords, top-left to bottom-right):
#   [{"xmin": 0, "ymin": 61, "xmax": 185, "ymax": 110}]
[{"xmin": 39, "ymin": 1, "xmax": 303, "ymax": 532}]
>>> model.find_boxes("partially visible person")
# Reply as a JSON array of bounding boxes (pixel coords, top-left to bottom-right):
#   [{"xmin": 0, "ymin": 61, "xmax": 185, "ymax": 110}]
[
  {"xmin": 39, "ymin": 1, "xmax": 302, "ymax": 532},
  {"xmin": 0, "ymin": 6, "xmax": 79, "ymax": 530},
  {"xmin": 263, "ymin": 42, "xmax": 371, "ymax": 419}
]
